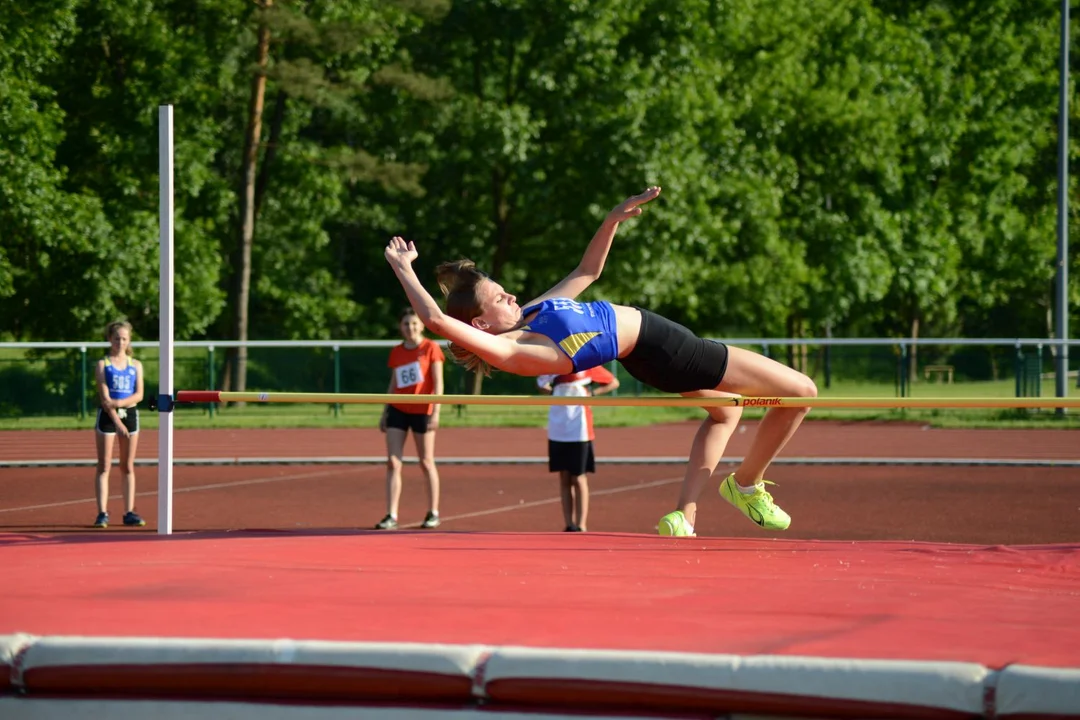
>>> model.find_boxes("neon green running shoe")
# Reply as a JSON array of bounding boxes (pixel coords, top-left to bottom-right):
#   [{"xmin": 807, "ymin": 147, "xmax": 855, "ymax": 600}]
[
  {"xmin": 658, "ymin": 510, "xmax": 695, "ymax": 537},
  {"xmin": 719, "ymin": 474, "xmax": 790, "ymax": 530}
]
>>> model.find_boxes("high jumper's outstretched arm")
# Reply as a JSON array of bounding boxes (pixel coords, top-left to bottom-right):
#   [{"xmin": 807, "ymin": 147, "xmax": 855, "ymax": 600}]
[
  {"xmin": 384, "ymin": 236, "xmax": 520, "ymax": 371},
  {"xmin": 526, "ymin": 186, "xmax": 662, "ymax": 306}
]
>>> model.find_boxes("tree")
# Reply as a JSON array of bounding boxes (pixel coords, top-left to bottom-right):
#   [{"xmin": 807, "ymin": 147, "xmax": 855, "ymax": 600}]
[
  {"xmin": 228, "ymin": 0, "xmax": 273, "ymax": 395},
  {"xmin": 0, "ymin": 1, "xmax": 112, "ymax": 340},
  {"xmin": 219, "ymin": 0, "xmax": 450, "ymax": 393}
]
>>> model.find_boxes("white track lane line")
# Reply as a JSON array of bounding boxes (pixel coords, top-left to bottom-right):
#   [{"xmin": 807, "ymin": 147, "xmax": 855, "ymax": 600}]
[
  {"xmin": 0, "ymin": 467, "xmax": 376, "ymax": 515},
  {"xmin": 2, "ymin": 471, "xmax": 682, "ymax": 527},
  {"xmin": 397, "ymin": 476, "xmax": 684, "ymax": 528}
]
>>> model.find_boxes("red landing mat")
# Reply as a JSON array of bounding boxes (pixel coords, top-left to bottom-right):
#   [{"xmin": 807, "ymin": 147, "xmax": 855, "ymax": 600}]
[
  {"xmin": 2, "ymin": 531, "xmax": 1078, "ymax": 669},
  {"xmin": 4, "ymin": 531, "xmax": 1080, "ymax": 719}
]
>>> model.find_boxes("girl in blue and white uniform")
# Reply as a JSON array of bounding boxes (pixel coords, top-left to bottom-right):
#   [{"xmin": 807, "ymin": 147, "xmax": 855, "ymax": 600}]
[
  {"xmin": 92, "ymin": 321, "xmax": 146, "ymax": 529},
  {"xmin": 385, "ymin": 187, "xmax": 817, "ymax": 537}
]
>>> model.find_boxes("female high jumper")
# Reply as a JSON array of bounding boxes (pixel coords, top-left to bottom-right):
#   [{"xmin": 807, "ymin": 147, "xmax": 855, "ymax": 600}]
[{"xmin": 384, "ymin": 186, "xmax": 817, "ymax": 536}]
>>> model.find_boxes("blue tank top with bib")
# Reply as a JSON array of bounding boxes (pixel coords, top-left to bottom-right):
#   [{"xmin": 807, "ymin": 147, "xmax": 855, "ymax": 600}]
[
  {"xmin": 520, "ymin": 299, "xmax": 619, "ymax": 372},
  {"xmin": 103, "ymin": 358, "xmax": 137, "ymax": 400}
]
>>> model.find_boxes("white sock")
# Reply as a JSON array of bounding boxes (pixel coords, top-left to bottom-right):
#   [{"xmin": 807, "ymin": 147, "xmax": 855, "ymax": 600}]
[{"xmin": 736, "ymin": 481, "xmax": 761, "ymax": 495}]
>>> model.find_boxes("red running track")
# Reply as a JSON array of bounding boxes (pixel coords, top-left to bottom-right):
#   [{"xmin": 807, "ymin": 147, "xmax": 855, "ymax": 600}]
[
  {"xmin": 2, "ymin": 423, "xmax": 1079, "ymax": 718},
  {"xmin": 2, "ymin": 422, "xmax": 1079, "ymax": 544}
]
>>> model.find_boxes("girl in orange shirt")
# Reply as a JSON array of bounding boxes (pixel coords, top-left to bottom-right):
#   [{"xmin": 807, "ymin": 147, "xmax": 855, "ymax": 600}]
[{"xmin": 376, "ymin": 308, "xmax": 445, "ymax": 530}]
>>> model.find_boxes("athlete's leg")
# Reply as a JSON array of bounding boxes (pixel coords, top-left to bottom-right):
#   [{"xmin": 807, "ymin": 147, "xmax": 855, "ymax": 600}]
[
  {"xmin": 414, "ymin": 428, "xmax": 440, "ymax": 515},
  {"xmin": 718, "ymin": 345, "xmax": 817, "ymax": 485},
  {"xmin": 95, "ymin": 429, "xmax": 115, "ymax": 514},
  {"xmin": 559, "ymin": 470, "xmax": 574, "ymax": 528},
  {"xmin": 571, "ymin": 473, "xmax": 589, "ymax": 531},
  {"xmin": 384, "ymin": 428, "xmax": 408, "ymax": 518},
  {"xmin": 673, "ymin": 394, "xmax": 743, "ymax": 526},
  {"xmin": 117, "ymin": 431, "xmax": 139, "ymax": 514}
]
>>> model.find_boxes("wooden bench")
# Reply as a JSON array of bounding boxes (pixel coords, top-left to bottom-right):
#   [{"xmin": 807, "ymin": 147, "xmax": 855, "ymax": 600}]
[{"xmin": 924, "ymin": 364, "xmax": 954, "ymax": 383}]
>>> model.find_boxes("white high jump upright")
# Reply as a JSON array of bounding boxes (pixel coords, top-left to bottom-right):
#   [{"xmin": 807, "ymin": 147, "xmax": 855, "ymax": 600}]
[{"xmin": 158, "ymin": 104, "xmax": 175, "ymax": 535}]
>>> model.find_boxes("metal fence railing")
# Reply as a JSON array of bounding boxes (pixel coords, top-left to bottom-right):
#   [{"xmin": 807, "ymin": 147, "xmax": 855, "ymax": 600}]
[{"xmin": 0, "ymin": 338, "xmax": 1077, "ymax": 419}]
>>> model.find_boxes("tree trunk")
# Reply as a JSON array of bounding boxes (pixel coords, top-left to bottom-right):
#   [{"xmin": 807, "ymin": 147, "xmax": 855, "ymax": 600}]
[
  {"xmin": 786, "ymin": 316, "xmax": 795, "ymax": 369},
  {"xmin": 798, "ymin": 319, "xmax": 808, "ymax": 374},
  {"xmin": 254, "ymin": 90, "xmax": 287, "ymax": 217},
  {"xmin": 227, "ymin": 2, "xmax": 273, "ymax": 401},
  {"xmin": 472, "ymin": 166, "xmax": 513, "ymax": 396},
  {"xmin": 786, "ymin": 316, "xmax": 807, "ymax": 373},
  {"xmin": 489, "ymin": 166, "xmax": 513, "ymax": 280},
  {"xmin": 909, "ymin": 315, "xmax": 920, "ymax": 385}
]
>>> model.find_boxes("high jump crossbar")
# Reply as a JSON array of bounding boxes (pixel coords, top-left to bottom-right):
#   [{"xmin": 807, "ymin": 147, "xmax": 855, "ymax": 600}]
[{"xmin": 174, "ymin": 391, "xmax": 1080, "ymax": 410}]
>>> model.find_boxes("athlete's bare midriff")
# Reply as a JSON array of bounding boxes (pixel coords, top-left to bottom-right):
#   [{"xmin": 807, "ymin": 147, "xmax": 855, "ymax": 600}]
[{"xmin": 611, "ymin": 304, "xmax": 642, "ymax": 358}]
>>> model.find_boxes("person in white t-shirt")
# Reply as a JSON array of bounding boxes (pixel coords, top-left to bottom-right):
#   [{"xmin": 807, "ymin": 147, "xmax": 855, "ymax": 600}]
[{"xmin": 537, "ymin": 366, "xmax": 619, "ymax": 532}]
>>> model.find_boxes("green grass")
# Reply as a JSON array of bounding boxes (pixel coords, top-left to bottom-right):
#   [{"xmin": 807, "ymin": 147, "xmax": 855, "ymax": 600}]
[{"xmin": 2, "ymin": 377, "xmax": 1078, "ymax": 431}]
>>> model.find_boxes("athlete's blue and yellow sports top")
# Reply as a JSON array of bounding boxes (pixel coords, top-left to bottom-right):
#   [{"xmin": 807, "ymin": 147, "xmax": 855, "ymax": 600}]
[
  {"xmin": 520, "ymin": 299, "xmax": 619, "ymax": 372},
  {"xmin": 103, "ymin": 359, "xmax": 138, "ymax": 400}
]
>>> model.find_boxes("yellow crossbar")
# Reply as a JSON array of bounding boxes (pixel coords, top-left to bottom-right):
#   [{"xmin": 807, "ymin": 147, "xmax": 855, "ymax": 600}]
[{"xmin": 175, "ymin": 391, "xmax": 1080, "ymax": 410}]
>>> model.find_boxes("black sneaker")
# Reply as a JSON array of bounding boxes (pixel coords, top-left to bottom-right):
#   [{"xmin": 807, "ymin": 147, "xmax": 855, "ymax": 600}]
[
  {"xmin": 421, "ymin": 511, "xmax": 441, "ymax": 529},
  {"xmin": 93, "ymin": 512, "xmax": 109, "ymax": 529},
  {"xmin": 123, "ymin": 511, "xmax": 146, "ymax": 527},
  {"xmin": 374, "ymin": 514, "xmax": 398, "ymax": 530},
  {"xmin": 564, "ymin": 524, "xmax": 581, "ymax": 532}
]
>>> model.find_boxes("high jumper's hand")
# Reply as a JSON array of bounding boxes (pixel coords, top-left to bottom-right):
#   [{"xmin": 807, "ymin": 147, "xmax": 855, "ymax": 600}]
[
  {"xmin": 385, "ymin": 236, "xmax": 418, "ymax": 271},
  {"xmin": 606, "ymin": 186, "xmax": 662, "ymax": 223}
]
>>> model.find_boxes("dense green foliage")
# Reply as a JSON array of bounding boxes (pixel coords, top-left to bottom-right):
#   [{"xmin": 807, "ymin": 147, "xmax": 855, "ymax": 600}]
[{"xmin": 1, "ymin": 0, "xmax": 1076, "ymax": 348}]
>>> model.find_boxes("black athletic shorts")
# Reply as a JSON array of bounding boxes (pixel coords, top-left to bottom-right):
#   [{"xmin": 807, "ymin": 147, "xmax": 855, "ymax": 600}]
[
  {"xmin": 548, "ymin": 440, "xmax": 595, "ymax": 475},
  {"xmin": 385, "ymin": 405, "xmax": 432, "ymax": 434},
  {"xmin": 618, "ymin": 308, "xmax": 729, "ymax": 393},
  {"xmin": 96, "ymin": 407, "xmax": 140, "ymax": 435}
]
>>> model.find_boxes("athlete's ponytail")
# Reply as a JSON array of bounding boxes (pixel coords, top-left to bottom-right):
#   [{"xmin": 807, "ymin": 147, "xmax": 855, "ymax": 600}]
[{"xmin": 434, "ymin": 259, "xmax": 493, "ymax": 376}]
